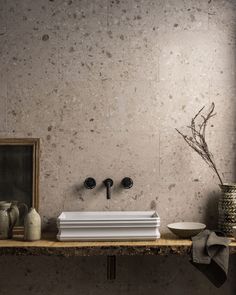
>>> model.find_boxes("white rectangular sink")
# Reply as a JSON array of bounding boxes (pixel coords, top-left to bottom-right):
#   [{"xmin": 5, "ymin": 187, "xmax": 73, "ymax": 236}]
[{"xmin": 57, "ymin": 211, "xmax": 160, "ymax": 241}]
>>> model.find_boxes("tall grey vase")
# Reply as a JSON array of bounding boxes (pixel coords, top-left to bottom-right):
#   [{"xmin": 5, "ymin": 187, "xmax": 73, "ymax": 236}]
[{"xmin": 218, "ymin": 183, "xmax": 236, "ymax": 235}]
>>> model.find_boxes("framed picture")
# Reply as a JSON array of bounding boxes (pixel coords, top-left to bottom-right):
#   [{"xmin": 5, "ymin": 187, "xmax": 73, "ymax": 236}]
[{"xmin": 0, "ymin": 138, "xmax": 39, "ymax": 232}]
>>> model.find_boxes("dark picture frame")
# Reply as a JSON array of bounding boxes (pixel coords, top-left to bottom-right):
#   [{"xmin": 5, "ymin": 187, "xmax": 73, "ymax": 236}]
[{"xmin": 0, "ymin": 138, "xmax": 40, "ymax": 232}]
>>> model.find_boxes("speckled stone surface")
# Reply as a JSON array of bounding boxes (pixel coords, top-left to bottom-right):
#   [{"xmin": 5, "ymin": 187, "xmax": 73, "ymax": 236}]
[
  {"xmin": 0, "ymin": 255, "xmax": 235, "ymax": 295},
  {"xmin": 0, "ymin": 0, "xmax": 236, "ymax": 293},
  {"xmin": 0, "ymin": 0, "xmax": 236, "ymax": 233}
]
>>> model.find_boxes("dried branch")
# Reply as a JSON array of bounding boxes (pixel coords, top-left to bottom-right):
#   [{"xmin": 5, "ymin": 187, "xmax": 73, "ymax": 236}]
[{"xmin": 176, "ymin": 102, "xmax": 223, "ymax": 185}]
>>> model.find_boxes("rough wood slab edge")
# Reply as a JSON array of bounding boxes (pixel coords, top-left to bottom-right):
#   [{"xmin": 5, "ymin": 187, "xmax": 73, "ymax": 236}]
[
  {"xmin": 0, "ymin": 236, "xmax": 192, "ymax": 256},
  {"xmin": 0, "ymin": 245, "xmax": 235, "ymax": 256},
  {"xmin": 0, "ymin": 245, "xmax": 192, "ymax": 256},
  {"xmin": 0, "ymin": 236, "xmax": 235, "ymax": 256}
]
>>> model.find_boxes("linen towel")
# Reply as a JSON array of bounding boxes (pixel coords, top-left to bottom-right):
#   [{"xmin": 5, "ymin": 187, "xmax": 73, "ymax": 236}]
[{"xmin": 191, "ymin": 229, "xmax": 230, "ymax": 288}]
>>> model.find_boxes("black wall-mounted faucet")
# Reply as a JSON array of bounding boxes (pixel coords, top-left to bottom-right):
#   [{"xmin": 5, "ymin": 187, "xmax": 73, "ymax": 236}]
[{"xmin": 103, "ymin": 178, "xmax": 113, "ymax": 199}]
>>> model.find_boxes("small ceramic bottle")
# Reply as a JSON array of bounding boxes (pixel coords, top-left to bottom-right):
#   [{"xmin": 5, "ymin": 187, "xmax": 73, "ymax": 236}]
[{"xmin": 24, "ymin": 208, "xmax": 41, "ymax": 241}]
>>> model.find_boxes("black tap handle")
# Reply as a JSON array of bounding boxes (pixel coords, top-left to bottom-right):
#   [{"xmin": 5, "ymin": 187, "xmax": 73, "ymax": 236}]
[
  {"xmin": 84, "ymin": 177, "xmax": 96, "ymax": 189},
  {"xmin": 104, "ymin": 178, "xmax": 113, "ymax": 186},
  {"xmin": 121, "ymin": 177, "xmax": 133, "ymax": 189},
  {"xmin": 103, "ymin": 178, "xmax": 113, "ymax": 199}
]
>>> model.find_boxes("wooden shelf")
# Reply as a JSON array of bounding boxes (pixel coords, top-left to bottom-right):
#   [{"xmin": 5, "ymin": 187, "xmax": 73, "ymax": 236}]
[{"xmin": 0, "ymin": 234, "xmax": 236, "ymax": 256}]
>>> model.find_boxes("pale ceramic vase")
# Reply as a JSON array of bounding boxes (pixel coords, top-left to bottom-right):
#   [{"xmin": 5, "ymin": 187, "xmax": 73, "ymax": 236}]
[
  {"xmin": 24, "ymin": 208, "xmax": 41, "ymax": 241},
  {"xmin": 218, "ymin": 183, "xmax": 236, "ymax": 235},
  {"xmin": 0, "ymin": 201, "xmax": 20, "ymax": 239}
]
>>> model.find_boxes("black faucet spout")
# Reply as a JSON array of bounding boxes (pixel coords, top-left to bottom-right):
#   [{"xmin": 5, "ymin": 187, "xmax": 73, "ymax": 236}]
[{"xmin": 103, "ymin": 178, "xmax": 113, "ymax": 199}]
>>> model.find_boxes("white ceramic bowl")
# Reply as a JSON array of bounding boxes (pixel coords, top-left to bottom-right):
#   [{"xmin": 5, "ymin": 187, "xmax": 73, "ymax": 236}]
[{"xmin": 167, "ymin": 222, "xmax": 206, "ymax": 238}]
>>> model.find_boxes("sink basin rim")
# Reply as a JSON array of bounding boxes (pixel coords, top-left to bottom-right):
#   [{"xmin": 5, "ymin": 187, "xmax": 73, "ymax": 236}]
[{"xmin": 58, "ymin": 211, "xmax": 159, "ymax": 222}]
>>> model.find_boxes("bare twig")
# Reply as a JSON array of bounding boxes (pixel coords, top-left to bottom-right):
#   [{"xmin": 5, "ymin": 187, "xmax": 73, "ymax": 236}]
[{"xmin": 176, "ymin": 102, "xmax": 223, "ymax": 185}]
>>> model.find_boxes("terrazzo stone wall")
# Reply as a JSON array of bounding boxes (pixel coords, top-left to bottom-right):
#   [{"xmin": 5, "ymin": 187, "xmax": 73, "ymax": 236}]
[
  {"xmin": 0, "ymin": 0, "xmax": 236, "ymax": 294},
  {"xmin": 1, "ymin": 0, "xmax": 236, "ymax": 232}
]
